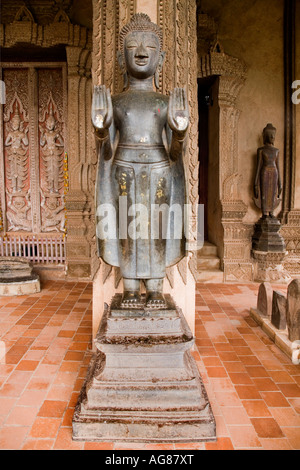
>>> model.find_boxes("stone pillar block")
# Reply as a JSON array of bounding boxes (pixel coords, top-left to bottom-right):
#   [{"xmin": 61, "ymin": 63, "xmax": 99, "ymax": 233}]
[
  {"xmin": 271, "ymin": 290, "xmax": 287, "ymax": 330},
  {"xmin": 287, "ymin": 279, "xmax": 300, "ymax": 342},
  {"xmin": 257, "ymin": 282, "xmax": 273, "ymax": 319}
]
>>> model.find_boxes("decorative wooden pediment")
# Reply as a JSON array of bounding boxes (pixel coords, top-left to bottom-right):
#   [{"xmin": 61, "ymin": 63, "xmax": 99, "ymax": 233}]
[
  {"xmin": 2, "ymin": 4, "xmax": 91, "ymax": 49},
  {"xmin": 14, "ymin": 5, "xmax": 35, "ymax": 23},
  {"xmin": 210, "ymin": 39, "xmax": 224, "ymax": 54},
  {"xmin": 53, "ymin": 9, "xmax": 70, "ymax": 24}
]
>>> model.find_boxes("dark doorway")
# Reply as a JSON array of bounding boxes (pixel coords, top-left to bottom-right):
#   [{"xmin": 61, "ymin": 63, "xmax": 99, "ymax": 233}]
[{"xmin": 198, "ymin": 77, "xmax": 216, "ymax": 241}]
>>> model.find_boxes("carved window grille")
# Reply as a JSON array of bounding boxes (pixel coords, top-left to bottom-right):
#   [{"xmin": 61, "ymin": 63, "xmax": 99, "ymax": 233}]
[
  {"xmin": 0, "ymin": 234, "xmax": 65, "ymax": 264},
  {"xmin": 0, "ymin": 63, "xmax": 67, "ymax": 264}
]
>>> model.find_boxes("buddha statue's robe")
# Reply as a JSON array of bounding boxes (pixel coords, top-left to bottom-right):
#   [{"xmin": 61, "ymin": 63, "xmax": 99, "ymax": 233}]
[{"xmin": 95, "ymin": 89, "xmax": 186, "ymax": 280}]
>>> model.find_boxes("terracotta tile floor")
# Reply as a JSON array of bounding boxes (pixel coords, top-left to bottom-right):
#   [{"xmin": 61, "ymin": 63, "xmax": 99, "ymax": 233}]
[{"xmin": 0, "ymin": 280, "xmax": 299, "ymax": 450}]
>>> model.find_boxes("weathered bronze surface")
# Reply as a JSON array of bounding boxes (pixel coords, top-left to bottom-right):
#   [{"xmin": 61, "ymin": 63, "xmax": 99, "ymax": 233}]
[
  {"xmin": 271, "ymin": 290, "xmax": 287, "ymax": 331},
  {"xmin": 252, "ymin": 123, "xmax": 285, "ymax": 254},
  {"xmin": 252, "ymin": 216, "xmax": 286, "ymax": 252},
  {"xmin": 287, "ymin": 279, "xmax": 300, "ymax": 342},
  {"xmin": 254, "ymin": 123, "xmax": 282, "ymax": 218},
  {"xmin": 92, "ymin": 14, "xmax": 188, "ymax": 308}
]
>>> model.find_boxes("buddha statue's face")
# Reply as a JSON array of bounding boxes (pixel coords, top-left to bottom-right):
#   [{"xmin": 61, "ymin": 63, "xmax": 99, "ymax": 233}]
[
  {"xmin": 124, "ymin": 31, "xmax": 161, "ymax": 80},
  {"xmin": 264, "ymin": 129, "xmax": 275, "ymax": 145}
]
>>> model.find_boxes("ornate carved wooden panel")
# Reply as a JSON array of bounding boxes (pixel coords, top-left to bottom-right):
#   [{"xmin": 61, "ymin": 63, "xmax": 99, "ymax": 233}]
[
  {"xmin": 2, "ymin": 68, "xmax": 31, "ymax": 232},
  {"xmin": 0, "ymin": 63, "xmax": 67, "ymax": 235}
]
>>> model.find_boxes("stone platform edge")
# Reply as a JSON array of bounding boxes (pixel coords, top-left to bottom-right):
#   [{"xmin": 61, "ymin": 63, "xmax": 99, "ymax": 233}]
[{"xmin": 250, "ymin": 308, "xmax": 300, "ymax": 365}]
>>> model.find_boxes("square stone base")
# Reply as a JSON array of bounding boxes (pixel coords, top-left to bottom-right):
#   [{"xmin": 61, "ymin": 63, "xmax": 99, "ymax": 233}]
[
  {"xmin": 252, "ymin": 250, "xmax": 291, "ymax": 283},
  {"xmin": 72, "ymin": 295, "xmax": 216, "ymax": 442}
]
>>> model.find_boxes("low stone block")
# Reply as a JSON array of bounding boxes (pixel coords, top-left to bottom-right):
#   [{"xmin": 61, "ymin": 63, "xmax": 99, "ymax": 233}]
[
  {"xmin": 257, "ymin": 282, "xmax": 273, "ymax": 319},
  {"xmin": 0, "ymin": 257, "xmax": 40, "ymax": 296},
  {"xmin": 287, "ymin": 279, "xmax": 300, "ymax": 342},
  {"xmin": 271, "ymin": 290, "xmax": 287, "ymax": 330},
  {"xmin": 0, "ymin": 256, "xmax": 33, "ymax": 280}
]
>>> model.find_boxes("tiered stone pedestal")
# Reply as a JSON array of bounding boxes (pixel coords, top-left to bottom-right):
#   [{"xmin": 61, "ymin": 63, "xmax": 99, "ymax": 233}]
[
  {"xmin": 0, "ymin": 257, "xmax": 40, "ymax": 296},
  {"xmin": 252, "ymin": 217, "xmax": 290, "ymax": 283},
  {"xmin": 72, "ymin": 294, "xmax": 216, "ymax": 442},
  {"xmin": 252, "ymin": 217, "xmax": 285, "ymax": 252}
]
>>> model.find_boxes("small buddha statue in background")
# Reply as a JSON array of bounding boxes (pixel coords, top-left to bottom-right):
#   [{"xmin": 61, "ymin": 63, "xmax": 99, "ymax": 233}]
[
  {"xmin": 252, "ymin": 123, "xmax": 286, "ymax": 255},
  {"xmin": 254, "ymin": 123, "xmax": 282, "ymax": 218}
]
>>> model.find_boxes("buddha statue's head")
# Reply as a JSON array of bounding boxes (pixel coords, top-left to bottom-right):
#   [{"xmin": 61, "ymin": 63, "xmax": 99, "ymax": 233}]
[
  {"xmin": 263, "ymin": 123, "xmax": 276, "ymax": 145},
  {"xmin": 118, "ymin": 13, "xmax": 165, "ymax": 88}
]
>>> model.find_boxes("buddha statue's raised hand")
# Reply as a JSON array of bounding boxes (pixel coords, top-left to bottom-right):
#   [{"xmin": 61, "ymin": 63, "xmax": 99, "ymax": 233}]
[
  {"xmin": 92, "ymin": 85, "xmax": 113, "ymax": 136},
  {"xmin": 167, "ymin": 88, "xmax": 189, "ymax": 139}
]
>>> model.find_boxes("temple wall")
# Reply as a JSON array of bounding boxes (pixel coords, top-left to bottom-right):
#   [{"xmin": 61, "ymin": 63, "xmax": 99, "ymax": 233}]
[
  {"xmin": 201, "ymin": 0, "xmax": 285, "ymax": 223},
  {"xmin": 198, "ymin": 0, "xmax": 300, "ymax": 281},
  {"xmin": 135, "ymin": 0, "xmax": 157, "ymax": 20}
]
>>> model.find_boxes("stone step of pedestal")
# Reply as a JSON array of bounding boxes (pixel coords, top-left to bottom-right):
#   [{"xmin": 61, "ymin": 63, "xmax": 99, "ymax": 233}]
[
  {"xmin": 99, "ymin": 366, "xmax": 192, "ymax": 382},
  {"xmin": 198, "ymin": 256, "xmax": 221, "ymax": 270},
  {"xmin": 106, "ymin": 314, "xmax": 182, "ymax": 336},
  {"xmin": 73, "ymin": 407, "xmax": 216, "ymax": 443},
  {"xmin": 86, "ymin": 380, "xmax": 207, "ymax": 410},
  {"xmin": 197, "ymin": 269, "xmax": 224, "ymax": 283},
  {"xmin": 198, "ymin": 241, "xmax": 218, "ymax": 256},
  {"xmin": 197, "ymin": 242, "xmax": 223, "ymax": 283},
  {"xmin": 98, "ymin": 294, "xmax": 193, "ymax": 343},
  {"xmin": 198, "ymin": 241, "xmax": 218, "ymax": 257},
  {"xmin": 73, "ymin": 350, "xmax": 216, "ymax": 442}
]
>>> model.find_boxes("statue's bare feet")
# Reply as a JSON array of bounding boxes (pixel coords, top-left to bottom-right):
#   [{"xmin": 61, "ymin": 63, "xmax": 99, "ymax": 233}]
[
  {"xmin": 145, "ymin": 291, "xmax": 166, "ymax": 308},
  {"xmin": 121, "ymin": 291, "xmax": 142, "ymax": 307}
]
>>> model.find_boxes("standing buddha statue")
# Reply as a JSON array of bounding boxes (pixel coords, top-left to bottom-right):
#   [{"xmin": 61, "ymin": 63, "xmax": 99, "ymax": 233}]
[{"xmin": 92, "ymin": 13, "xmax": 189, "ymax": 308}]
